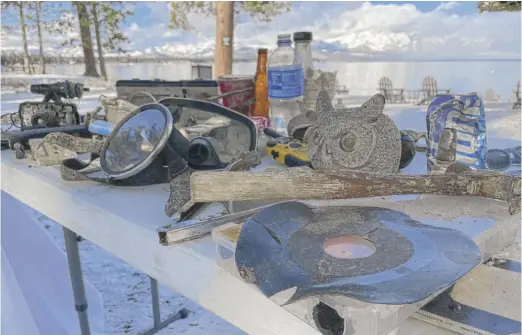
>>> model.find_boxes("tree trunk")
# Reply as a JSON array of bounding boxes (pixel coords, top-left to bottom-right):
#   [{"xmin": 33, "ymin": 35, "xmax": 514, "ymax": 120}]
[
  {"xmin": 74, "ymin": 2, "xmax": 99, "ymax": 77},
  {"xmin": 214, "ymin": 1, "xmax": 234, "ymax": 77},
  {"xmin": 90, "ymin": 3, "xmax": 107, "ymax": 80},
  {"xmin": 35, "ymin": 2, "xmax": 45, "ymax": 74},
  {"xmin": 18, "ymin": 2, "xmax": 32, "ymax": 74}
]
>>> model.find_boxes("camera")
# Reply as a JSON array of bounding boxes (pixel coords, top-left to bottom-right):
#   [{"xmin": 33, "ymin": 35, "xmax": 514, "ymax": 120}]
[
  {"xmin": 30, "ymin": 81, "xmax": 88, "ymax": 102},
  {"xmin": 17, "ymin": 81, "xmax": 89, "ymax": 130}
]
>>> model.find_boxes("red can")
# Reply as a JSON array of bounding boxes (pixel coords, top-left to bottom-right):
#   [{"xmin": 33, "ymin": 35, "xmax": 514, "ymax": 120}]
[{"xmin": 217, "ymin": 75, "xmax": 255, "ymax": 116}]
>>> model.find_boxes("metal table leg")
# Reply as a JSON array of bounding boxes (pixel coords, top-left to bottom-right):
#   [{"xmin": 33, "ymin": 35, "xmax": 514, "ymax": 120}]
[
  {"xmin": 150, "ymin": 277, "xmax": 161, "ymax": 327},
  {"xmin": 64, "ymin": 227, "xmax": 186, "ymax": 335},
  {"xmin": 137, "ymin": 277, "xmax": 189, "ymax": 335},
  {"xmin": 63, "ymin": 226, "xmax": 91, "ymax": 335}
]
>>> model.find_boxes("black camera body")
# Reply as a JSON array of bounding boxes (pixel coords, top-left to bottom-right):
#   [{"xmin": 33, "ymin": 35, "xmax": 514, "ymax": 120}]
[
  {"xmin": 17, "ymin": 81, "xmax": 89, "ymax": 130},
  {"xmin": 18, "ymin": 102, "xmax": 80, "ymax": 129}
]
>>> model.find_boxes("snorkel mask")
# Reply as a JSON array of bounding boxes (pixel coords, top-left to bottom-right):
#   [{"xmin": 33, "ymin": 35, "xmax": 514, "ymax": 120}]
[{"xmin": 56, "ymin": 98, "xmax": 258, "ymax": 216}]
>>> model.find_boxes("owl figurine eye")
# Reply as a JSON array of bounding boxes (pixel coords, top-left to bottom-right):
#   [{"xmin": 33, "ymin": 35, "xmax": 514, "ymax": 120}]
[{"xmin": 339, "ymin": 132, "xmax": 357, "ymax": 152}]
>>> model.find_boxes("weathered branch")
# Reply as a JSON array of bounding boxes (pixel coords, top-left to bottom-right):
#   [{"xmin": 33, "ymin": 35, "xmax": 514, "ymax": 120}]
[{"xmin": 190, "ymin": 168, "xmax": 521, "ymax": 214}]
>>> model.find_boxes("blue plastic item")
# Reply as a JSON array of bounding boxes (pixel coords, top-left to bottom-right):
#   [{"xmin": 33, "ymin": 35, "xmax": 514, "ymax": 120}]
[
  {"xmin": 426, "ymin": 93, "xmax": 487, "ymax": 173},
  {"xmin": 88, "ymin": 120, "xmax": 115, "ymax": 137}
]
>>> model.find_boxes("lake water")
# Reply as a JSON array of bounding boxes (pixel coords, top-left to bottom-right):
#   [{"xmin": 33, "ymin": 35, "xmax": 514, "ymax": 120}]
[{"xmin": 43, "ymin": 60, "xmax": 521, "ymax": 100}]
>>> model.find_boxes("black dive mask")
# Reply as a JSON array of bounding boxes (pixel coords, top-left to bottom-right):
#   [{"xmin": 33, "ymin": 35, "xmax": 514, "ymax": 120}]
[{"xmin": 59, "ymin": 99, "xmax": 257, "ymax": 188}]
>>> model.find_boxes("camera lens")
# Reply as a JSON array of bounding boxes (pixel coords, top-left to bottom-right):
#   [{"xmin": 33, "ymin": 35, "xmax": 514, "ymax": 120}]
[
  {"xmin": 486, "ymin": 149, "xmax": 511, "ymax": 171},
  {"xmin": 30, "ymin": 84, "xmax": 49, "ymax": 95},
  {"xmin": 31, "ymin": 112, "xmax": 50, "ymax": 126},
  {"xmin": 72, "ymin": 83, "xmax": 84, "ymax": 99},
  {"xmin": 399, "ymin": 132, "xmax": 416, "ymax": 169}
]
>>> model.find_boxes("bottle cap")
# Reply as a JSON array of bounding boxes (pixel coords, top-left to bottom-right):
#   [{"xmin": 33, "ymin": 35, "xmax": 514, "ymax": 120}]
[
  {"xmin": 277, "ymin": 34, "xmax": 292, "ymax": 42},
  {"xmin": 257, "ymin": 48, "xmax": 268, "ymax": 53},
  {"xmin": 293, "ymin": 32, "xmax": 313, "ymax": 42}
]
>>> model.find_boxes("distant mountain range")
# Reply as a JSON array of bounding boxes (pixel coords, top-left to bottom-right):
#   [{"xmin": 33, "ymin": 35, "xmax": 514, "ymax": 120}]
[{"xmin": 1, "ymin": 38, "xmax": 520, "ymax": 63}]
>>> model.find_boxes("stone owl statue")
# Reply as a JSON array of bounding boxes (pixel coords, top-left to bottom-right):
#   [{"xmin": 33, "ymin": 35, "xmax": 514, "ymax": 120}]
[{"xmin": 304, "ymin": 91, "xmax": 402, "ymax": 174}]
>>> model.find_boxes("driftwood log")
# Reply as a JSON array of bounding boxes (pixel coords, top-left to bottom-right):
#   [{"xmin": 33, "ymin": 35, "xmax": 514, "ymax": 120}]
[{"xmin": 190, "ymin": 168, "xmax": 521, "ymax": 215}]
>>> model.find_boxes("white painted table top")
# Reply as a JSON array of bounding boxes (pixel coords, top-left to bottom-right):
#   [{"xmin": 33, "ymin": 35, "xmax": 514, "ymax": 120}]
[{"xmin": 1, "ymin": 151, "xmax": 458, "ymax": 335}]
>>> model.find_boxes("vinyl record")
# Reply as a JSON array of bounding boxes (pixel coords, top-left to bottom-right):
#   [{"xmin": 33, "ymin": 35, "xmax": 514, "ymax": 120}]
[{"xmin": 235, "ymin": 202, "xmax": 481, "ymax": 305}]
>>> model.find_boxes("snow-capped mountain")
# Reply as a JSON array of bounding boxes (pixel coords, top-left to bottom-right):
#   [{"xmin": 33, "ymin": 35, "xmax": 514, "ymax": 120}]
[{"xmin": 1, "ymin": 32, "xmax": 519, "ymax": 62}]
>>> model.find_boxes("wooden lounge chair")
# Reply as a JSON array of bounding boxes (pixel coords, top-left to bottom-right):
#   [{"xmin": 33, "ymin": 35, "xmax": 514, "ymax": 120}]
[
  {"xmin": 336, "ymin": 85, "xmax": 350, "ymax": 95},
  {"xmin": 513, "ymin": 80, "xmax": 521, "ymax": 109},
  {"xmin": 418, "ymin": 76, "xmax": 450, "ymax": 105},
  {"xmin": 377, "ymin": 77, "xmax": 405, "ymax": 103},
  {"xmin": 484, "ymin": 88, "xmax": 499, "ymax": 102}
]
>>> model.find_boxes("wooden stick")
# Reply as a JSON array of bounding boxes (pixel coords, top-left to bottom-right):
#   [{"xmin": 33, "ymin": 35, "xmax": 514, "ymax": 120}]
[{"xmin": 190, "ymin": 168, "xmax": 521, "ymax": 214}]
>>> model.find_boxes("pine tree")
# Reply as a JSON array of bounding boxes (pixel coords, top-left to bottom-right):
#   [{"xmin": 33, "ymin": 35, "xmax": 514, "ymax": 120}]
[
  {"xmin": 169, "ymin": 1, "xmax": 291, "ymax": 76},
  {"xmin": 477, "ymin": 1, "xmax": 521, "ymax": 12},
  {"xmin": 88, "ymin": 1, "xmax": 134, "ymax": 80},
  {"xmin": 74, "ymin": 2, "xmax": 99, "ymax": 77},
  {"xmin": 24, "ymin": 2, "xmax": 65, "ymax": 74},
  {"xmin": 1, "ymin": 1, "xmax": 32, "ymax": 73}
]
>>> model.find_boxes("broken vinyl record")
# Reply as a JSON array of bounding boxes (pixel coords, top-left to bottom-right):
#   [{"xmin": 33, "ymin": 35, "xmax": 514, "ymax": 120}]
[{"xmin": 235, "ymin": 202, "xmax": 481, "ymax": 305}]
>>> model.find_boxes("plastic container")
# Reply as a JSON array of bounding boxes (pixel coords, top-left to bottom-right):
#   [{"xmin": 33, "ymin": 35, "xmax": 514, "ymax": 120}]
[
  {"xmin": 88, "ymin": 120, "xmax": 115, "ymax": 137},
  {"xmin": 267, "ymin": 33, "xmax": 304, "ymax": 136},
  {"xmin": 217, "ymin": 75, "xmax": 255, "ymax": 116},
  {"xmin": 426, "ymin": 93, "xmax": 487, "ymax": 174}
]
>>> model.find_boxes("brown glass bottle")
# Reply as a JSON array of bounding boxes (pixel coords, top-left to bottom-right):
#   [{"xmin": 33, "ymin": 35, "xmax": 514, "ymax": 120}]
[{"xmin": 253, "ymin": 48, "xmax": 269, "ymax": 118}]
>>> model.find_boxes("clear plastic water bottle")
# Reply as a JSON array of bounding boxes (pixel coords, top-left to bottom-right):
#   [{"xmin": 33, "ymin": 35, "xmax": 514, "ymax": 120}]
[{"xmin": 268, "ymin": 33, "xmax": 304, "ymax": 136}]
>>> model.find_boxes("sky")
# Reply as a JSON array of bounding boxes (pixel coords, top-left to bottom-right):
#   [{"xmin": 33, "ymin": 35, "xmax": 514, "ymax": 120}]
[{"xmin": 1, "ymin": 1, "xmax": 521, "ymax": 60}]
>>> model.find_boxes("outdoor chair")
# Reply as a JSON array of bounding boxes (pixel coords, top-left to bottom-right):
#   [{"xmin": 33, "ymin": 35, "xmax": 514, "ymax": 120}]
[
  {"xmin": 418, "ymin": 76, "xmax": 450, "ymax": 105},
  {"xmin": 377, "ymin": 77, "xmax": 405, "ymax": 103},
  {"xmin": 484, "ymin": 88, "xmax": 499, "ymax": 102},
  {"xmin": 335, "ymin": 85, "xmax": 350, "ymax": 96}
]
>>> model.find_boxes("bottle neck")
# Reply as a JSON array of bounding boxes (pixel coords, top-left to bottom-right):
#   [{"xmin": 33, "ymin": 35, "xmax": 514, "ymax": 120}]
[
  {"xmin": 256, "ymin": 52, "xmax": 267, "ymax": 73},
  {"xmin": 277, "ymin": 40, "xmax": 292, "ymax": 48}
]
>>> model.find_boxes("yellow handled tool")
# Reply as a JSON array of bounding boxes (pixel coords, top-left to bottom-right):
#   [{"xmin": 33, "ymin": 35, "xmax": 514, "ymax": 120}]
[{"xmin": 264, "ymin": 128, "xmax": 312, "ymax": 168}]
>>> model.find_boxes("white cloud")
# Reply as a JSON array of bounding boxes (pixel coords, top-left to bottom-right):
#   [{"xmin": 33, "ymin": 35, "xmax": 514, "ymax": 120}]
[
  {"xmin": 435, "ymin": 1, "xmax": 460, "ymax": 12},
  {"xmin": 128, "ymin": 23, "xmax": 140, "ymax": 32},
  {"xmin": 1, "ymin": 1, "xmax": 520, "ymax": 60}
]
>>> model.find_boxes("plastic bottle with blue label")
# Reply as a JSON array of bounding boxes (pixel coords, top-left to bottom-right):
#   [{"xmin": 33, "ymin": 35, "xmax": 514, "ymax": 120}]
[{"xmin": 267, "ymin": 33, "xmax": 304, "ymax": 136}]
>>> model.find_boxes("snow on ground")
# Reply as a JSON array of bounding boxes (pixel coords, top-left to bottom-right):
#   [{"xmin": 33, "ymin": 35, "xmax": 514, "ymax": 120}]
[
  {"xmin": 29, "ymin": 209, "xmax": 246, "ymax": 335},
  {"xmin": 1, "ymin": 87, "xmax": 520, "ymax": 335}
]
